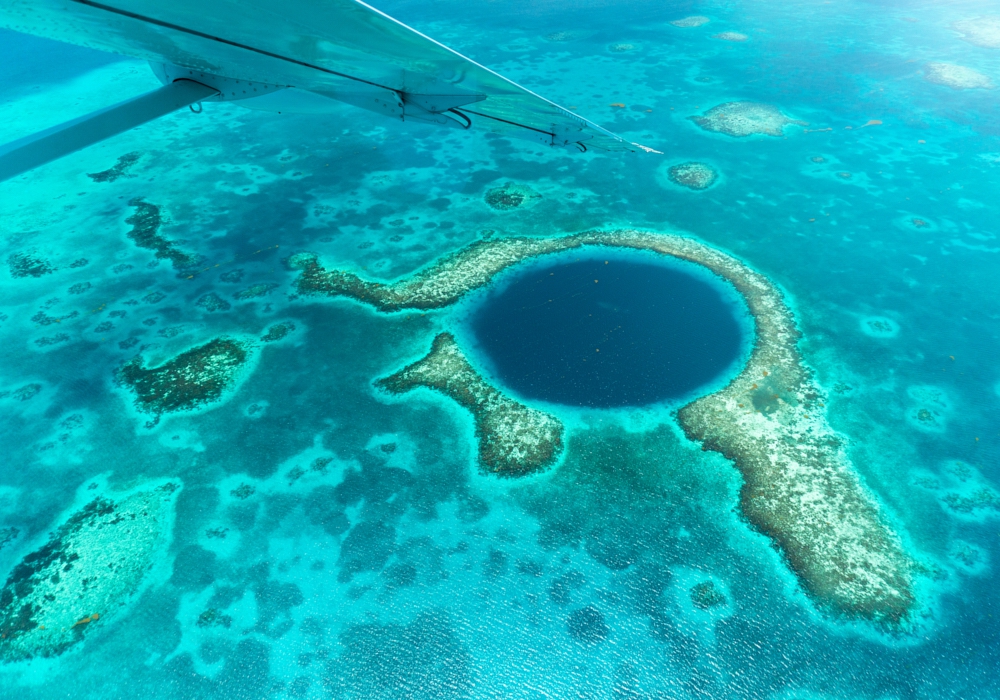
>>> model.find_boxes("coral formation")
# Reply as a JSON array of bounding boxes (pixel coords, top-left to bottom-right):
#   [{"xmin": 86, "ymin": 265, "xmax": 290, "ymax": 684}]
[
  {"xmin": 10, "ymin": 383, "xmax": 42, "ymax": 401},
  {"xmin": 87, "ymin": 152, "xmax": 141, "ymax": 183},
  {"xmin": 0, "ymin": 481, "xmax": 180, "ymax": 662},
  {"xmin": 234, "ymin": 283, "xmax": 278, "ymax": 300},
  {"xmin": 924, "ymin": 63, "xmax": 993, "ymax": 90},
  {"xmin": 196, "ymin": 292, "xmax": 231, "ymax": 312},
  {"xmin": 608, "ymin": 43, "xmax": 636, "ymax": 52},
  {"xmin": 484, "ymin": 183, "xmax": 541, "ymax": 211},
  {"xmin": 860, "ymin": 316, "xmax": 899, "ymax": 338},
  {"xmin": 713, "ymin": 32, "xmax": 748, "ymax": 42},
  {"xmin": 261, "ymin": 322, "xmax": 295, "ymax": 343},
  {"xmin": 8, "ymin": 251, "xmax": 54, "ymax": 278},
  {"xmin": 0, "ymin": 527, "xmax": 18, "ymax": 551},
  {"xmin": 294, "ymin": 230, "xmax": 918, "ymax": 625},
  {"xmin": 376, "ymin": 333, "xmax": 563, "ymax": 477},
  {"xmin": 690, "ymin": 580, "xmax": 727, "ymax": 609},
  {"xmin": 667, "ymin": 162, "xmax": 718, "ymax": 190},
  {"xmin": 953, "ymin": 16, "xmax": 1000, "ymax": 48},
  {"xmin": 671, "ymin": 16, "xmax": 710, "ymax": 28},
  {"xmin": 124, "ymin": 198, "xmax": 198, "ymax": 270},
  {"xmin": 118, "ymin": 337, "xmax": 254, "ymax": 424},
  {"xmin": 691, "ymin": 102, "xmax": 807, "ymax": 137}
]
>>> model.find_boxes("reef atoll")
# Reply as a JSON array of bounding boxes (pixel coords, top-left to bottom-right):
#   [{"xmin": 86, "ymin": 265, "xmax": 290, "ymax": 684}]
[
  {"xmin": 377, "ymin": 333, "xmax": 563, "ymax": 477},
  {"xmin": 924, "ymin": 63, "xmax": 994, "ymax": 90},
  {"xmin": 0, "ymin": 481, "xmax": 180, "ymax": 662},
  {"xmin": 692, "ymin": 102, "xmax": 807, "ymax": 138},
  {"xmin": 484, "ymin": 183, "xmax": 541, "ymax": 211},
  {"xmin": 118, "ymin": 337, "xmax": 254, "ymax": 425},
  {"xmin": 124, "ymin": 198, "xmax": 199, "ymax": 270},
  {"xmin": 292, "ymin": 230, "xmax": 918, "ymax": 625},
  {"xmin": 667, "ymin": 162, "xmax": 718, "ymax": 190}
]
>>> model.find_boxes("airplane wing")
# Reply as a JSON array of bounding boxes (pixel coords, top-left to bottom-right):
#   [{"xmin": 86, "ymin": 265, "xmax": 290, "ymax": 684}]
[{"xmin": 0, "ymin": 0, "xmax": 658, "ymax": 181}]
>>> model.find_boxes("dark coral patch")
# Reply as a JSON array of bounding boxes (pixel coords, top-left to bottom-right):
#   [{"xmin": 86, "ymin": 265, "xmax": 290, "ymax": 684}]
[
  {"xmin": 484, "ymin": 182, "xmax": 541, "ymax": 211},
  {"xmin": 261, "ymin": 322, "xmax": 295, "ymax": 343},
  {"xmin": 8, "ymin": 251, "xmax": 55, "ymax": 278},
  {"xmin": 197, "ymin": 292, "xmax": 231, "ymax": 313},
  {"xmin": 87, "ymin": 152, "xmax": 141, "ymax": 183},
  {"xmin": 690, "ymin": 580, "xmax": 727, "ymax": 609},
  {"xmin": 566, "ymin": 605, "xmax": 609, "ymax": 643},
  {"xmin": 124, "ymin": 198, "xmax": 199, "ymax": 269},
  {"xmin": 118, "ymin": 337, "xmax": 253, "ymax": 422}
]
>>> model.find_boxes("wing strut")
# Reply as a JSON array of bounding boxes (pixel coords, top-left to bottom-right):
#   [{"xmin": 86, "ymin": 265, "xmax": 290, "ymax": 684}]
[{"xmin": 0, "ymin": 79, "xmax": 218, "ymax": 182}]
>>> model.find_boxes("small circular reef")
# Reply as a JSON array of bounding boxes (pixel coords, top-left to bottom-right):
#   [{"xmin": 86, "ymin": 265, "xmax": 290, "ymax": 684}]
[
  {"xmin": 691, "ymin": 102, "xmax": 806, "ymax": 137},
  {"xmin": 666, "ymin": 162, "xmax": 718, "ymax": 190}
]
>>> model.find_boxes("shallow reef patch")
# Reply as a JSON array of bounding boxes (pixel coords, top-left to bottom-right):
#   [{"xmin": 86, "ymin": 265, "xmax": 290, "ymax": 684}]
[
  {"xmin": 87, "ymin": 152, "xmax": 142, "ymax": 183},
  {"xmin": 860, "ymin": 315, "xmax": 900, "ymax": 338},
  {"xmin": 665, "ymin": 162, "xmax": 718, "ymax": 190},
  {"xmin": 7, "ymin": 251, "xmax": 55, "ymax": 279},
  {"xmin": 0, "ymin": 480, "xmax": 181, "ymax": 662},
  {"xmin": 691, "ymin": 102, "xmax": 807, "ymax": 137},
  {"xmin": 376, "ymin": 333, "xmax": 564, "ymax": 477},
  {"xmin": 671, "ymin": 16, "xmax": 710, "ymax": 28},
  {"xmin": 483, "ymin": 182, "xmax": 541, "ymax": 211},
  {"xmin": 952, "ymin": 16, "xmax": 1000, "ymax": 48},
  {"xmin": 293, "ymin": 229, "xmax": 919, "ymax": 626},
  {"xmin": 124, "ymin": 198, "xmax": 199, "ymax": 270},
  {"xmin": 566, "ymin": 605, "xmax": 609, "ymax": 643},
  {"xmin": 118, "ymin": 336, "xmax": 256, "ymax": 426},
  {"xmin": 690, "ymin": 580, "xmax": 727, "ymax": 609},
  {"xmin": 924, "ymin": 63, "xmax": 993, "ymax": 90}
]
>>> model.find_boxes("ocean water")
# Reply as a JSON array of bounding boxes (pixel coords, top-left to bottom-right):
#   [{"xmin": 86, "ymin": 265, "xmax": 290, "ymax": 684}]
[
  {"xmin": 0, "ymin": 0, "xmax": 999, "ymax": 698},
  {"xmin": 465, "ymin": 253, "xmax": 749, "ymax": 407}
]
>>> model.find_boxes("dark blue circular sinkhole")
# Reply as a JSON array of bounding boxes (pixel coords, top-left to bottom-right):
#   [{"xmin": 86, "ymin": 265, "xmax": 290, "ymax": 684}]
[{"xmin": 467, "ymin": 254, "xmax": 749, "ymax": 408}]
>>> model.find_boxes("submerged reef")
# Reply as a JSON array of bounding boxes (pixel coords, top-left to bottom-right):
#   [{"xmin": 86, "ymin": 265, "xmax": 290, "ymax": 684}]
[
  {"xmin": 0, "ymin": 481, "xmax": 180, "ymax": 662},
  {"xmin": 124, "ymin": 198, "xmax": 198, "ymax": 270},
  {"xmin": 671, "ymin": 16, "xmax": 710, "ymax": 27},
  {"xmin": 953, "ymin": 16, "xmax": 1000, "ymax": 48},
  {"xmin": 690, "ymin": 580, "xmax": 727, "ymax": 609},
  {"xmin": 261, "ymin": 322, "xmax": 295, "ymax": 343},
  {"xmin": 667, "ymin": 162, "xmax": 718, "ymax": 190},
  {"xmin": 691, "ymin": 102, "xmax": 807, "ymax": 137},
  {"xmin": 118, "ymin": 337, "xmax": 254, "ymax": 424},
  {"xmin": 294, "ymin": 230, "xmax": 917, "ymax": 625},
  {"xmin": 8, "ymin": 251, "xmax": 55, "ymax": 278},
  {"xmin": 377, "ymin": 333, "xmax": 563, "ymax": 476},
  {"xmin": 87, "ymin": 152, "xmax": 141, "ymax": 183},
  {"xmin": 924, "ymin": 63, "xmax": 993, "ymax": 90},
  {"xmin": 713, "ymin": 32, "xmax": 748, "ymax": 42},
  {"xmin": 484, "ymin": 182, "xmax": 541, "ymax": 211}
]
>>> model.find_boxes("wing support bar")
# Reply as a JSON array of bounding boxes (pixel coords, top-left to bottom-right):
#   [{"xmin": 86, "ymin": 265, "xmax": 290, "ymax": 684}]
[{"xmin": 0, "ymin": 79, "xmax": 219, "ymax": 183}]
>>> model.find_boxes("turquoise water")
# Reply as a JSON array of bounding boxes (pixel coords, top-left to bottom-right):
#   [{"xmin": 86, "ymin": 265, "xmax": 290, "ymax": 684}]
[{"xmin": 1, "ymin": 0, "xmax": 999, "ymax": 698}]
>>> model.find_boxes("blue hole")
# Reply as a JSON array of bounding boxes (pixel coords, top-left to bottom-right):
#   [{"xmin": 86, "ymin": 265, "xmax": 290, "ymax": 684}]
[{"xmin": 467, "ymin": 253, "xmax": 749, "ymax": 408}]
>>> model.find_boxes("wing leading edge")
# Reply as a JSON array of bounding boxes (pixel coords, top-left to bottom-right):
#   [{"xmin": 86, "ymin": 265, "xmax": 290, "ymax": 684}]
[{"xmin": 0, "ymin": 0, "xmax": 658, "ymax": 180}]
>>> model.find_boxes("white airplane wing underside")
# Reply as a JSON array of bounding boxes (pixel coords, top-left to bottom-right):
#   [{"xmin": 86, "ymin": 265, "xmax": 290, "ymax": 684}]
[{"xmin": 0, "ymin": 0, "xmax": 656, "ymax": 154}]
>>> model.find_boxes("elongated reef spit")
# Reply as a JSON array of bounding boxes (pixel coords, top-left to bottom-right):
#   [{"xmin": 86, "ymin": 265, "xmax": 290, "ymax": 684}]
[
  {"xmin": 377, "ymin": 333, "xmax": 563, "ymax": 477},
  {"xmin": 292, "ymin": 230, "xmax": 918, "ymax": 625}
]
